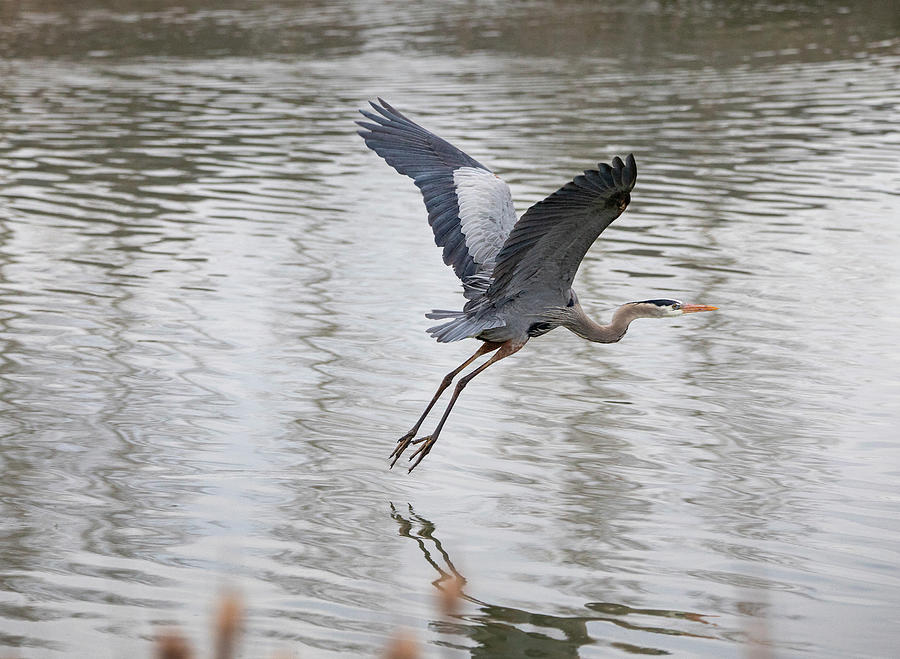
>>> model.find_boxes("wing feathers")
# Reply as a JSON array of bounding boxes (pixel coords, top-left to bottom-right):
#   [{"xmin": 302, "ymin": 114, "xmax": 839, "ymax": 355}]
[
  {"xmin": 357, "ymin": 99, "xmax": 517, "ymax": 283},
  {"xmin": 487, "ymin": 154, "xmax": 637, "ymax": 299}
]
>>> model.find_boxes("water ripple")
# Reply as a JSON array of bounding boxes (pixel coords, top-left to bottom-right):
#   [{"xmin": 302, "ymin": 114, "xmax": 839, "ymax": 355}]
[{"xmin": 1, "ymin": 1, "xmax": 899, "ymax": 657}]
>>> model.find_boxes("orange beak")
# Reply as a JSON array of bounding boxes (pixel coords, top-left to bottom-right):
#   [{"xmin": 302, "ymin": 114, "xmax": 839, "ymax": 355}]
[{"xmin": 681, "ymin": 304, "xmax": 718, "ymax": 314}]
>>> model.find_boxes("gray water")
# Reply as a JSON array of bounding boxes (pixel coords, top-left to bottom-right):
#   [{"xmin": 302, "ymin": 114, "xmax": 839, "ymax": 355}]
[{"xmin": 1, "ymin": 2, "xmax": 899, "ymax": 657}]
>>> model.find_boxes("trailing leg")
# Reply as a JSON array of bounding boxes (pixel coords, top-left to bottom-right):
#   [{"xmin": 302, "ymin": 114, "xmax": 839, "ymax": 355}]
[
  {"xmin": 390, "ymin": 341, "xmax": 501, "ymax": 468},
  {"xmin": 407, "ymin": 339, "xmax": 525, "ymax": 473}
]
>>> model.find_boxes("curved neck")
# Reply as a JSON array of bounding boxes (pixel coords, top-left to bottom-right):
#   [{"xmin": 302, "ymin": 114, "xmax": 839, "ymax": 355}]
[{"xmin": 564, "ymin": 303, "xmax": 637, "ymax": 343}]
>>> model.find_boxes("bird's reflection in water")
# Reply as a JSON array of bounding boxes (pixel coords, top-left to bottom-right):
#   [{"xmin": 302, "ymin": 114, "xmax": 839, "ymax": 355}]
[{"xmin": 390, "ymin": 504, "xmax": 718, "ymax": 657}]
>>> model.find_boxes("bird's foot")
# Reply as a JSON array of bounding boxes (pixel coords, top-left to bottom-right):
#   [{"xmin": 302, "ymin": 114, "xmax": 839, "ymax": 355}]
[
  {"xmin": 408, "ymin": 435, "xmax": 437, "ymax": 473},
  {"xmin": 389, "ymin": 429, "xmax": 418, "ymax": 468}
]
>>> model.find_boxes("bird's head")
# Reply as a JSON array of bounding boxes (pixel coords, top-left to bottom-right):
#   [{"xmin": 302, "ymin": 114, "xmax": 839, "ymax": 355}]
[{"xmin": 628, "ymin": 299, "xmax": 718, "ymax": 318}]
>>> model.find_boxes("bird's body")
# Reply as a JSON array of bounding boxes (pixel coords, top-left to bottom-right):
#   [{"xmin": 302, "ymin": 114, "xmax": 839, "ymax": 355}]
[{"xmin": 357, "ymin": 99, "xmax": 716, "ymax": 472}]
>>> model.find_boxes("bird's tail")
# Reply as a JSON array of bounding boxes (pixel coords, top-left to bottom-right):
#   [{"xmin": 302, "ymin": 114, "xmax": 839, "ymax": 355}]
[{"xmin": 425, "ymin": 310, "xmax": 504, "ymax": 343}]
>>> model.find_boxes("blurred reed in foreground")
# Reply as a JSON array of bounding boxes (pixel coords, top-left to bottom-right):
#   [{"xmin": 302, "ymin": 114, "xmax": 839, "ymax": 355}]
[{"xmin": 154, "ymin": 590, "xmax": 429, "ymax": 659}]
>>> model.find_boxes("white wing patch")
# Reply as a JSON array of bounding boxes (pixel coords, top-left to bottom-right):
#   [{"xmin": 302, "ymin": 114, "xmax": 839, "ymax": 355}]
[{"xmin": 452, "ymin": 167, "xmax": 517, "ymax": 270}]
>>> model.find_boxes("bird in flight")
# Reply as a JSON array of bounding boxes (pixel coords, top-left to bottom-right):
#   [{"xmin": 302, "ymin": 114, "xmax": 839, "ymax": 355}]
[{"xmin": 357, "ymin": 99, "xmax": 716, "ymax": 473}]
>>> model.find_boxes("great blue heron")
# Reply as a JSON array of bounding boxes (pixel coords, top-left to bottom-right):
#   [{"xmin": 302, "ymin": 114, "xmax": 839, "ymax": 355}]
[{"xmin": 357, "ymin": 99, "xmax": 716, "ymax": 473}]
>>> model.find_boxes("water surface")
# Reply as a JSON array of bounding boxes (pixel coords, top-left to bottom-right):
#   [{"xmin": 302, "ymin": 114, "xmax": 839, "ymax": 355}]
[{"xmin": 1, "ymin": 1, "xmax": 899, "ymax": 657}]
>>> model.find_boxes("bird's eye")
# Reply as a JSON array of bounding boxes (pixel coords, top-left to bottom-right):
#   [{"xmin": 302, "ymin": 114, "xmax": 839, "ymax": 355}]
[{"xmin": 672, "ymin": 303, "xmax": 682, "ymax": 310}]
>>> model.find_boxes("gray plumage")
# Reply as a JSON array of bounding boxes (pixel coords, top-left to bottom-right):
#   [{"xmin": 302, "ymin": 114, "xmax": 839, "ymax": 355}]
[
  {"xmin": 356, "ymin": 99, "xmax": 514, "ymax": 284},
  {"xmin": 356, "ymin": 99, "xmax": 715, "ymax": 473},
  {"xmin": 357, "ymin": 98, "xmax": 636, "ymax": 345}
]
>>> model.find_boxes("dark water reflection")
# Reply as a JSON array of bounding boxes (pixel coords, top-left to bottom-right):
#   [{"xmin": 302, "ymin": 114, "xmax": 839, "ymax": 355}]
[
  {"xmin": 391, "ymin": 504, "xmax": 721, "ymax": 657},
  {"xmin": 1, "ymin": 1, "xmax": 899, "ymax": 657}
]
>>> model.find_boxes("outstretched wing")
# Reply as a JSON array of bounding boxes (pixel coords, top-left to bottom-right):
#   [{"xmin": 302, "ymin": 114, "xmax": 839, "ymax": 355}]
[
  {"xmin": 487, "ymin": 154, "xmax": 637, "ymax": 301},
  {"xmin": 356, "ymin": 99, "xmax": 517, "ymax": 281}
]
